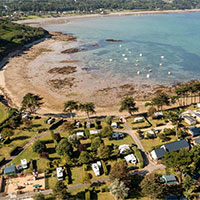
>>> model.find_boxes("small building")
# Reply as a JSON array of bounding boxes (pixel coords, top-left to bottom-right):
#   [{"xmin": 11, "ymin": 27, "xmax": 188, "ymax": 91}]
[
  {"xmin": 197, "ymin": 103, "xmax": 200, "ymax": 108},
  {"xmin": 153, "ymin": 112, "xmax": 164, "ymax": 119},
  {"xmin": 75, "ymin": 121, "xmax": 81, "ymax": 128},
  {"xmin": 161, "ymin": 139, "xmax": 189, "ymax": 153},
  {"xmin": 76, "ymin": 131, "xmax": 85, "ymax": 138},
  {"xmin": 112, "ymin": 132, "xmax": 124, "ymax": 140},
  {"xmin": 161, "ymin": 174, "xmax": 178, "ymax": 185},
  {"xmin": 86, "ymin": 121, "xmax": 91, "ymax": 129},
  {"xmin": 89, "ymin": 130, "xmax": 98, "ymax": 135},
  {"xmin": 21, "ymin": 159, "xmax": 28, "ymax": 169},
  {"xmin": 134, "ymin": 117, "xmax": 144, "ymax": 123},
  {"xmin": 92, "ymin": 161, "xmax": 101, "ymax": 176},
  {"xmin": 188, "ymin": 126, "xmax": 200, "ymax": 137},
  {"xmin": 111, "ymin": 122, "xmax": 119, "ymax": 129},
  {"xmin": 193, "ymin": 137, "xmax": 200, "ymax": 145},
  {"xmin": 124, "ymin": 154, "xmax": 137, "ymax": 164},
  {"xmin": 56, "ymin": 167, "xmax": 63, "ymax": 181},
  {"xmin": 118, "ymin": 144, "xmax": 130, "ymax": 154},
  {"xmin": 195, "ymin": 113, "xmax": 200, "ymax": 122},
  {"xmin": 146, "ymin": 130, "xmax": 156, "ymax": 138},
  {"xmin": 184, "ymin": 116, "xmax": 196, "ymax": 125},
  {"xmin": 47, "ymin": 118, "xmax": 55, "ymax": 125},
  {"xmin": 4, "ymin": 166, "xmax": 17, "ymax": 175},
  {"xmin": 150, "ymin": 148, "xmax": 166, "ymax": 160}
]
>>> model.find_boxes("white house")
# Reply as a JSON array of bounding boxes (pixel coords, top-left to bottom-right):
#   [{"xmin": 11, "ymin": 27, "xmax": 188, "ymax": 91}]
[
  {"xmin": 76, "ymin": 131, "xmax": 85, "ymax": 138},
  {"xmin": 56, "ymin": 167, "xmax": 63, "ymax": 180},
  {"xmin": 134, "ymin": 117, "xmax": 144, "ymax": 123},
  {"xmin": 118, "ymin": 144, "xmax": 130, "ymax": 154},
  {"xmin": 197, "ymin": 103, "xmax": 200, "ymax": 108},
  {"xmin": 150, "ymin": 148, "xmax": 166, "ymax": 160},
  {"xmin": 154, "ymin": 112, "xmax": 164, "ymax": 117},
  {"xmin": 92, "ymin": 161, "xmax": 101, "ymax": 176},
  {"xmin": 21, "ymin": 159, "xmax": 28, "ymax": 169},
  {"xmin": 124, "ymin": 154, "xmax": 137, "ymax": 164},
  {"xmin": 89, "ymin": 130, "xmax": 98, "ymax": 135},
  {"xmin": 111, "ymin": 122, "xmax": 118, "ymax": 129}
]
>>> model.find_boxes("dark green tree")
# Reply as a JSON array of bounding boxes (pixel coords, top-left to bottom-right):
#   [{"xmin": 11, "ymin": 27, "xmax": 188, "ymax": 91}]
[
  {"xmin": 1, "ymin": 128, "xmax": 14, "ymax": 140},
  {"xmin": 21, "ymin": 93, "xmax": 43, "ymax": 114},
  {"xmin": 33, "ymin": 193, "xmax": 45, "ymax": 200},
  {"xmin": 79, "ymin": 102, "xmax": 95, "ymax": 119},
  {"xmin": 53, "ymin": 181, "xmax": 70, "ymax": 200},
  {"xmin": 140, "ymin": 173, "xmax": 166, "ymax": 199},
  {"xmin": 119, "ymin": 96, "xmax": 138, "ymax": 116},
  {"xmin": 97, "ymin": 144, "xmax": 111, "ymax": 160},
  {"xmin": 78, "ymin": 151, "xmax": 90, "ymax": 164},
  {"xmin": 56, "ymin": 139, "xmax": 73, "ymax": 156},
  {"xmin": 91, "ymin": 137, "xmax": 102, "ymax": 151},
  {"xmin": 63, "ymin": 100, "xmax": 79, "ymax": 118},
  {"xmin": 32, "ymin": 140, "xmax": 46, "ymax": 154}
]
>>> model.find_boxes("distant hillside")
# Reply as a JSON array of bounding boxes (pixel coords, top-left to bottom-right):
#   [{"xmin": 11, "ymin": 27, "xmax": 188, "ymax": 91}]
[
  {"xmin": 0, "ymin": 0, "xmax": 200, "ymax": 13},
  {"xmin": 0, "ymin": 19, "xmax": 49, "ymax": 62}
]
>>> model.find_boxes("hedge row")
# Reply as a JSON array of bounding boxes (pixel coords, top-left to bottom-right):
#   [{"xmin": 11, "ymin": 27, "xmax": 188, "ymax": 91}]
[
  {"xmin": 9, "ymin": 146, "xmax": 18, "ymax": 156},
  {"xmin": 133, "ymin": 147, "xmax": 144, "ymax": 168},
  {"xmin": 0, "ymin": 157, "xmax": 5, "ymax": 166},
  {"xmin": 101, "ymin": 160, "xmax": 108, "ymax": 175},
  {"xmin": 85, "ymin": 190, "xmax": 91, "ymax": 200}
]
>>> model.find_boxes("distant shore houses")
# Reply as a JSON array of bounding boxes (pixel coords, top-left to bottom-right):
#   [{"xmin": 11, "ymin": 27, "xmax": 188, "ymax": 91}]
[{"xmin": 150, "ymin": 139, "xmax": 189, "ymax": 161}]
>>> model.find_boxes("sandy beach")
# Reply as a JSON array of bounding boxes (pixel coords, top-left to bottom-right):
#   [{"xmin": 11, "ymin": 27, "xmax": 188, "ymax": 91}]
[
  {"xmin": 16, "ymin": 9, "xmax": 200, "ymax": 27},
  {"xmin": 1, "ymin": 9, "xmax": 194, "ymax": 116}
]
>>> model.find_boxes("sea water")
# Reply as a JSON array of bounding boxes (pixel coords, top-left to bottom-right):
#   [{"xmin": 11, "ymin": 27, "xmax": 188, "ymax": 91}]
[{"xmin": 43, "ymin": 12, "xmax": 200, "ymax": 86}]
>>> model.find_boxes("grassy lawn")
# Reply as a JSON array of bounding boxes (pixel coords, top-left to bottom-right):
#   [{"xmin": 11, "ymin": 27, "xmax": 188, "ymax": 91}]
[
  {"xmin": 148, "ymin": 118, "xmax": 166, "ymax": 128},
  {"xmin": 0, "ymin": 102, "xmax": 9, "ymax": 123},
  {"xmin": 103, "ymin": 134, "xmax": 135, "ymax": 146},
  {"xmin": 127, "ymin": 117, "xmax": 150, "ymax": 130},
  {"xmin": 140, "ymin": 135, "xmax": 177, "ymax": 152}
]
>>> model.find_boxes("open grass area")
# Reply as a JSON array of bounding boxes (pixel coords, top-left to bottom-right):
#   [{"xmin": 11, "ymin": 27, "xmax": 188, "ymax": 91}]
[
  {"xmin": 127, "ymin": 117, "xmax": 151, "ymax": 130},
  {"xmin": 0, "ymin": 103, "xmax": 9, "ymax": 123},
  {"xmin": 140, "ymin": 135, "xmax": 177, "ymax": 152}
]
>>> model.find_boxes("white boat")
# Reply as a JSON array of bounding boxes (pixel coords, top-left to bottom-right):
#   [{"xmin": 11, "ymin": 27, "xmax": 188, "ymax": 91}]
[
  {"xmin": 136, "ymin": 59, "xmax": 139, "ymax": 62},
  {"xmin": 126, "ymin": 48, "xmax": 129, "ymax": 51},
  {"xmin": 137, "ymin": 71, "xmax": 140, "ymax": 75},
  {"xmin": 119, "ymin": 44, "xmax": 122, "ymax": 47},
  {"xmin": 128, "ymin": 51, "xmax": 131, "ymax": 54},
  {"xmin": 139, "ymin": 53, "xmax": 143, "ymax": 57},
  {"xmin": 109, "ymin": 59, "xmax": 112, "ymax": 62},
  {"xmin": 161, "ymin": 56, "xmax": 164, "ymax": 59},
  {"xmin": 122, "ymin": 54, "xmax": 126, "ymax": 57},
  {"xmin": 168, "ymin": 71, "xmax": 171, "ymax": 75},
  {"xmin": 147, "ymin": 74, "xmax": 150, "ymax": 78},
  {"xmin": 160, "ymin": 63, "xmax": 163, "ymax": 66},
  {"xmin": 148, "ymin": 69, "xmax": 152, "ymax": 72},
  {"xmin": 124, "ymin": 57, "xmax": 128, "ymax": 61},
  {"xmin": 135, "ymin": 64, "xmax": 138, "ymax": 67}
]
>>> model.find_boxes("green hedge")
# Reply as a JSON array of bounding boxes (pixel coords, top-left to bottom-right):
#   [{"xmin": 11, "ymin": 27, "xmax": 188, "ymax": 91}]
[
  {"xmin": 101, "ymin": 160, "xmax": 108, "ymax": 175},
  {"xmin": 0, "ymin": 157, "xmax": 5, "ymax": 166},
  {"xmin": 85, "ymin": 190, "xmax": 91, "ymax": 200},
  {"xmin": 133, "ymin": 147, "xmax": 144, "ymax": 168},
  {"xmin": 132, "ymin": 124, "xmax": 151, "ymax": 130}
]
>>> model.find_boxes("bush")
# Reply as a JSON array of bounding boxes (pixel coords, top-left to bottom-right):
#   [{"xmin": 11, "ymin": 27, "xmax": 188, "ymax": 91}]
[
  {"xmin": 85, "ymin": 129, "xmax": 90, "ymax": 138},
  {"xmin": 85, "ymin": 190, "xmax": 91, "ymax": 200},
  {"xmin": 101, "ymin": 160, "xmax": 108, "ymax": 175},
  {"xmin": 40, "ymin": 152, "xmax": 49, "ymax": 159},
  {"xmin": 0, "ymin": 157, "xmax": 5, "ymax": 166},
  {"xmin": 37, "ymin": 128, "xmax": 47, "ymax": 134},
  {"xmin": 32, "ymin": 140, "xmax": 46, "ymax": 154},
  {"xmin": 133, "ymin": 147, "xmax": 144, "ymax": 168}
]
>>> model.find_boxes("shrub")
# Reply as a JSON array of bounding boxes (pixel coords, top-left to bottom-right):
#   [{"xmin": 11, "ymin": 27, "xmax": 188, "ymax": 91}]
[
  {"xmin": 85, "ymin": 190, "xmax": 91, "ymax": 200},
  {"xmin": 133, "ymin": 147, "xmax": 144, "ymax": 168},
  {"xmin": 40, "ymin": 152, "xmax": 49, "ymax": 159},
  {"xmin": 32, "ymin": 140, "xmax": 46, "ymax": 154},
  {"xmin": 85, "ymin": 129, "xmax": 90, "ymax": 138},
  {"xmin": 9, "ymin": 146, "xmax": 18, "ymax": 156},
  {"xmin": 101, "ymin": 160, "xmax": 108, "ymax": 175}
]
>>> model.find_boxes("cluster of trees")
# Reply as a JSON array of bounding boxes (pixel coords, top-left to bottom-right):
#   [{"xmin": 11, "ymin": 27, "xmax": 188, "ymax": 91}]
[
  {"xmin": 63, "ymin": 100, "xmax": 95, "ymax": 119},
  {"xmin": 0, "ymin": 19, "xmax": 48, "ymax": 62},
  {"xmin": 1, "ymin": 0, "xmax": 200, "ymax": 15}
]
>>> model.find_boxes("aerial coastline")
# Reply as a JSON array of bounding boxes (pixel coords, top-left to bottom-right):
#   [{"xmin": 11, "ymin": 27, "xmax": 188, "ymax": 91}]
[
  {"xmin": 1, "ymin": 10, "xmax": 200, "ymax": 115},
  {"xmin": 16, "ymin": 8, "xmax": 200, "ymax": 26}
]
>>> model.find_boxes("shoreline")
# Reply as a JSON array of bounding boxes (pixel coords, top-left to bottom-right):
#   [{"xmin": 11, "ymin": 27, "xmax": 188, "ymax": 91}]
[{"xmin": 16, "ymin": 9, "xmax": 200, "ymax": 26}]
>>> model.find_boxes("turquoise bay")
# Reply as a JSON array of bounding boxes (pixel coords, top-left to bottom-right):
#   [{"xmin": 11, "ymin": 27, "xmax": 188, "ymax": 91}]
[{"xmin": 43, "ymin": 12, "xmax": 200, "ymax": 87}]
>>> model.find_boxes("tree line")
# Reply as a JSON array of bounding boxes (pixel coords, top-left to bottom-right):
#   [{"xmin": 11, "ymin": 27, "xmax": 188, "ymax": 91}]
[{"xmin": 1, "ymin": 0, "xmax": 200, "ymax": 14}]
